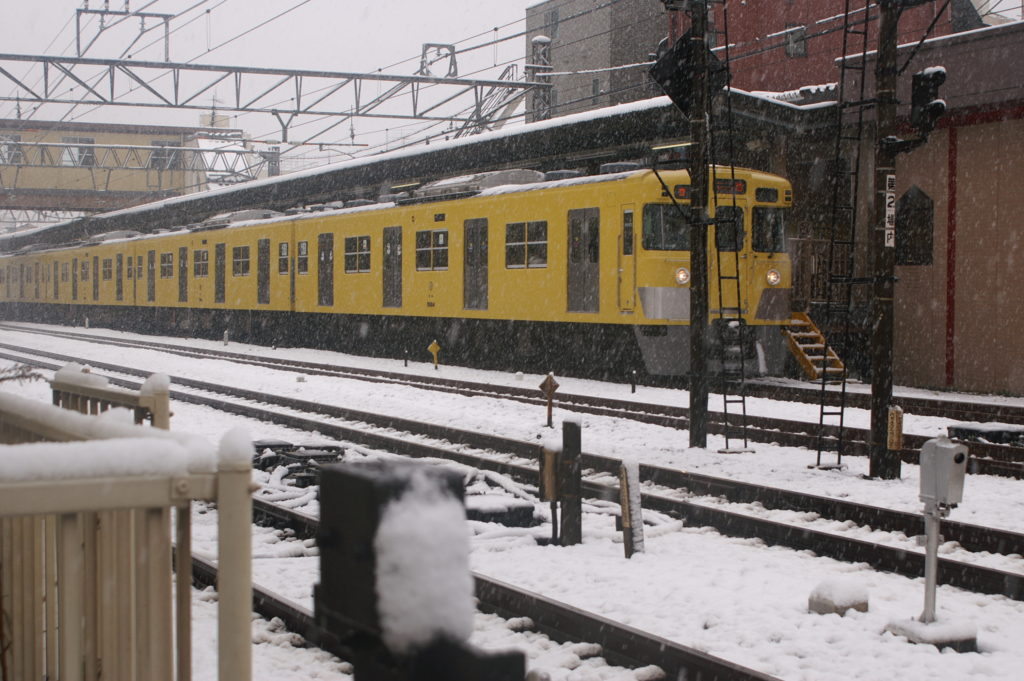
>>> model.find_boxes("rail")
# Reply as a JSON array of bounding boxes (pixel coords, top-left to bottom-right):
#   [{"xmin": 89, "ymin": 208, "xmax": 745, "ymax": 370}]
[{"xmin": 0, "ymin": 364, "xmax": 252, "ymax": 681}]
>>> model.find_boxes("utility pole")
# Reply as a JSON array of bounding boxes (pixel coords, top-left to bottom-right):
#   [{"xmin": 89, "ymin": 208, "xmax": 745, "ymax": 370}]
[
  {"xmin": 652, "ymin": 0, "xmax": 712, "ymax": 449},
  {"xmin": 687, "ymin": 1, "xmax": 711, "ymax": 449},
  {"xmin": 870, "ymin": 0, "xmax": 902, "ymax": 479}
]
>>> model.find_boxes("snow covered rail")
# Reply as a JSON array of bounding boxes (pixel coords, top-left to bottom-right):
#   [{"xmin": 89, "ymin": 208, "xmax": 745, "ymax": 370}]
[{"xmin": 0, "ymin": 372, "xmax": 253, "ymax": 681}]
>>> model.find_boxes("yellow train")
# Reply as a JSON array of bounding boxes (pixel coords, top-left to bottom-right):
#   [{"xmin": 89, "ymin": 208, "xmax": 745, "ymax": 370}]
[{"xmin": 0, "ymin": 165, "xmax": 793, "ymax": 376}]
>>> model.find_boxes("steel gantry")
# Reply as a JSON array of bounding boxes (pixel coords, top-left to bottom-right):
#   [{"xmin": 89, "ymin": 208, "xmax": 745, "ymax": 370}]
[{"xmin": 0, "ymin": 53, "xmax": 545, "ymax": 139}]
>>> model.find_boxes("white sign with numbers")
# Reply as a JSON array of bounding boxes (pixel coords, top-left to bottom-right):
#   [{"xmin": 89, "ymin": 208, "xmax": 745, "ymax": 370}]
[{"xmin": 884, "ymin": 174, "xmax": 896, "ymax": 248}]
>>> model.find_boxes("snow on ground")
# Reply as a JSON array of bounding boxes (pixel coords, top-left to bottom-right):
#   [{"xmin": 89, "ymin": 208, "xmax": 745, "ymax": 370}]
[{"xmin": 3, "ymin": 324, "xmax": 1024, "ymax": 680}]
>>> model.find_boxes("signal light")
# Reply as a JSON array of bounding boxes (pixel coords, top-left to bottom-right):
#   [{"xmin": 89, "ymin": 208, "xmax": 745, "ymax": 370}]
[{"xmin": 911, "ymin": 66, "xmax": 947, "ymax": 135}]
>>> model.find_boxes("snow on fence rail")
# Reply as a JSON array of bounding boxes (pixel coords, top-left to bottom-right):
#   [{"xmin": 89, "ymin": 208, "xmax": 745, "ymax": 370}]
[{"xmin": 0, "ymin": 364, "xmax": 252, "ymax": 681}]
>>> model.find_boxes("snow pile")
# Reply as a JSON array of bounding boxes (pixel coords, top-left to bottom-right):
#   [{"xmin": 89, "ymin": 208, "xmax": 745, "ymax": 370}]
[
  {"xmin": 373, "ymin": 468, "xmax": 475, "ymax": 654},
  {"xmin": 0, "ymin": 389, "xmax": 217, "ymax": 473},
  {"xmin": 0, "ymin": 437, "xmax": 193, "ymax": 482},
  {"xmin": 54, "ymin": 362, "xmax": 114, "ymax": 390},
  {"xmin": 808, "ymin": 578, "xmax": 869, "ymax": 615},
  {"xmin": 140, "ymin": 372, "xmax": 171, "ymax": 396},
  {"xmin": 218, "ymin": 427, "xmax": 256, "ymax": 468},
  {"xmin": 886, "ymin": 616, "xmax": 978, "ymax": 646}
]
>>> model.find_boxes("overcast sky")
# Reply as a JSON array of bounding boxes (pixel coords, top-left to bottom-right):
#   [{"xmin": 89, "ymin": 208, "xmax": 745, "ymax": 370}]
[{"xmin": 1, "ymin": 1, "xmax": 540, "ymax": 160}]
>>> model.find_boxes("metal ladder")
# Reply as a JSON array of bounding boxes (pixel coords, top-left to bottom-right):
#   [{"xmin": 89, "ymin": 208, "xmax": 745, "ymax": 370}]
[
  {"xmin": 814, "ymin": 0, "xmax": 875, "ymax": 468},
  {"xmin": 709, "ymin": 1, "xmax": 750, "ymax": 453},
  {"xmin": 712, "ymin": 169, "xmax": 750, "ymax": 452}
]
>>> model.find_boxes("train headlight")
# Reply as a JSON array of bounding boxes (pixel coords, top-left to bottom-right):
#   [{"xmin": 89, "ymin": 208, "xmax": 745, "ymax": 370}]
[
  {"xmin": 674, "ymin": 267, "xmax": 691, "ymax": 286},
  {"xmin": 766, "ymin": 269, "xmax": 781, "ymax": 286}
]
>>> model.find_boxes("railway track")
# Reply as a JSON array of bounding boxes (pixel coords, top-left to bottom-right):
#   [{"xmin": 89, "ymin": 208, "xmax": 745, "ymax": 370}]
[
  {"xmin": 2, "ymin": 323, "xmax": 1024, "ymax": 477},
  {"xmin": 4, "ymin": 343, "xmax": 1024, "ymax": 603},
  {"xmin": 191, "ymin": 535, "xmax": 781, "ymax": 681}
]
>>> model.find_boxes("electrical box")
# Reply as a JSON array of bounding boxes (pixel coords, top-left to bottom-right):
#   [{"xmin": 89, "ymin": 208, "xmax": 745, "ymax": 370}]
[{"xmin": 919, "ymin": 436, "xmax": 967, "ymax": 506}]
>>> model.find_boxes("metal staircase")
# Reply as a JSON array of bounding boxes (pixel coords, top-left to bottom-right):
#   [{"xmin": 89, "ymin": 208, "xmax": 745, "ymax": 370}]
[{"xmin": 783, "ymin": 312, "xmax": 845, "ymax": 381}]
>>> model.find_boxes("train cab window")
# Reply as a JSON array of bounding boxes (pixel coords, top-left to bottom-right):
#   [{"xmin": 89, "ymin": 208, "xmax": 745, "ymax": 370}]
[
  {"xmin": 344, "ymin": 236, "xmax": 371, "ymax": 273},
  {"xmin": 415, "ymin": 229, "xmax": 448, "ymax": 271},
  {"xmin": 159, "ymin": 253, "xmax": 174, "ymax": 278},
  {"xmin": 102, "ymin": 259, "xmax": 113, "ymax": 280},
  {"xmin": 278, "ymin": 242, "xmax": 289, "ymax": 274},
  {"xmin": 642, "ymin": 204, "xmax": 691, "ymax": 251},
  {"xmin": 232, "ymin": 246, "xmax": 251, "ymax": 276},
  {"xmin": 752, "ymin": 207, "xmax": 786, "ymax": 253},
  {"xmin": 505, "ymin": 221, "xmax": 548, "ymax": 269},
  {"xmin": 714, "ymin": 206, "xmax": 744, "ymax": 252},
  {"xmin": 297, "ymin": 241, "xmax": 309, "ymax": 274},
  {"xmin": 194, "ymin": 249, "xmax": 209, "ymax": 277}
]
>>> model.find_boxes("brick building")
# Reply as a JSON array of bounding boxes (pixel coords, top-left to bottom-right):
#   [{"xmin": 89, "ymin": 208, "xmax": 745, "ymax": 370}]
[{"xmin": 525, "ymin": 0, "xmax": 1000, "ymax": 120}]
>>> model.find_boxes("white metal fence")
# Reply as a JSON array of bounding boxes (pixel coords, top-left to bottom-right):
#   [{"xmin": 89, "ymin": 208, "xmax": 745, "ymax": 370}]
[{"xmin": 0, "ymin": 365, "xmax": 252, "ymax": 681}]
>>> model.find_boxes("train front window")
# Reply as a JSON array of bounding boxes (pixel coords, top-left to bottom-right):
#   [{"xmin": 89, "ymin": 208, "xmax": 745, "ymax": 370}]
[
  {"xmin": 752, "ymin": 207, "xmax": 787, "ymax": 253},
  {"xmin": 643, "ymin": 204, "xmax": 691, "ymax": 251}
]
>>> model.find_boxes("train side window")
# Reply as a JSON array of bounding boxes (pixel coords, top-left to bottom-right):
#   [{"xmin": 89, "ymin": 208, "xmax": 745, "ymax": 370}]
[
  {"xmin": 159, "ymin": 253, "xmax": 174, "ymax": 278},
  {"xmin": 136, "ymin": 256, "xmax": 143, "ymax": 279},
  {"xmin": 752, "ymin": 207, "xmax": 786, "ymax": 253},
  {"xmin": 642, "ymin": 204, "xmax": 691, "ymax": 251},
  {"xmin": 714, "ymin": 206, "xmax": 744, "ymax": 252},
  {"xmin": 194, "ymin": 249, "xmax": 209, "ymax": 277},
  {"xmin": 278, "ymin": 242, "xmax": 289, "ymax": 274},
  {"xmin": 297, "ymin": 241, "xmax": 309, "ymax": 274},
  {"xmin": 81, "ymin": 260, "xmax": 89, "ymax": 281},
  {"xmin": 505, "ymin": 221, "xmax": 547, "ymax": 268},
  {"xmin": 127, "ymin": 261, "xmax": 133, "ymax": 279},
  {"xmin": 102, "ymin": 259, "xmax": 113, "ymax": 280},
  {"xmin": 232, "ymin": 246, "xmax": 251, "ymax": 276},
  {"xmin": 415, "ymin": 229, "xmax": 448, "ymax": 271},
  {"xmin": 61, "ymin": 263, "xmax": 69, "ymax": 282},
  {"xmin": 344, "ymin": 235, "xmax": 371, "ymax": 273}
]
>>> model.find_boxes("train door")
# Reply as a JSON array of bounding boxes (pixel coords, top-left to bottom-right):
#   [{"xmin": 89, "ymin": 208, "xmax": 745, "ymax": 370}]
[
  {"xmin": 463, "ymin": 218, "xmax": 488, "ymax": 310},
  {"xmin": 317, "ymin": 233, "xmax": 334, "ymax": 307},
  {"xmin": 93, "ymin": 256, "xmax": 100, "ymax": 301},
  {"xmin": 72, "ymin": 258, "xmax": 78, "ymax": 301},
  {"xmin": 148, "ymin": 250, "xmax": 157, "ymax": 303},
  {"xmin": 116, "ymin": 254, "xmax": 124, "ymax": 302},
  {"xmin": 178, "ymin": 247, "xmax": 188, "ymax": 303},
  {"xmin": 567, "ymin": 207, "xmax": 600, "ymax": 313},
  {"xmin": 617, "ymin": 206, "xmax": 636, "ymax": 312},
  {"xmin": 214, "ymin": 244, "xmax": 225, "ymax": 304},
  {"xmin": 383, "ymin": 226, "xmax": 402, "ymax": 308},
  {"xmin": 257, "ymin": 238, "xmax": 271, "ymax": 305}
]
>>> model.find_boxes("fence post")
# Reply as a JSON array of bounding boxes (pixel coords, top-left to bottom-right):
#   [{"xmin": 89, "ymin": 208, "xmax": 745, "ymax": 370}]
[
  {"xmin": 559, "ymin": 420, "xmax": 582, "ymax": 546},
  {"xmin": 217, "ymin": 445, "xmax": 252, "ymax": 681}
]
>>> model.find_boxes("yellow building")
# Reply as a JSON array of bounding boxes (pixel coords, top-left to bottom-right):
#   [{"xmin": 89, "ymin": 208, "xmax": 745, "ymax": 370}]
[{"xmin": 0, "ymin": 119, "xmax": 243, "ymax": 212}]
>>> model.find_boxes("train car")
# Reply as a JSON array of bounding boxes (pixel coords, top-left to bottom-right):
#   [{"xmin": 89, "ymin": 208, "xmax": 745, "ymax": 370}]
[{"xmin": 0, "ymin": 165, "xmax": 793, "ymax": 378}]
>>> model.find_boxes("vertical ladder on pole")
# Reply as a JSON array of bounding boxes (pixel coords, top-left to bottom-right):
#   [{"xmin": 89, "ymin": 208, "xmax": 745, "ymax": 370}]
[
  {"xmin": 712, "ymin": 169, "xmax": 750, "ymax": 452},
  {"xmin": 710, "ymin": 0, "xmax": 749, "ymax": 453},
  {"xmin": 814, "ymin": 0, "xmax": 875, "ymax": 468}
]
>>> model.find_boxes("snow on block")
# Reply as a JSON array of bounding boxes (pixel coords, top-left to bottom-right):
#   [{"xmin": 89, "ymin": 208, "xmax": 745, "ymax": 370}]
[
  {"xmin": 314, "ymin": 461, "xmax": 475, "ymax": 656},
  {"xmin": 374, "ymin": 467, "xmax": 475, "ymax": 654},
  {"xmin": 808, "ymin": 578, "xmax": 869, "ymax": 616},
  {"xmin": 885, "ymin": 617, "xmax": 978, "ymax": 653}
]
